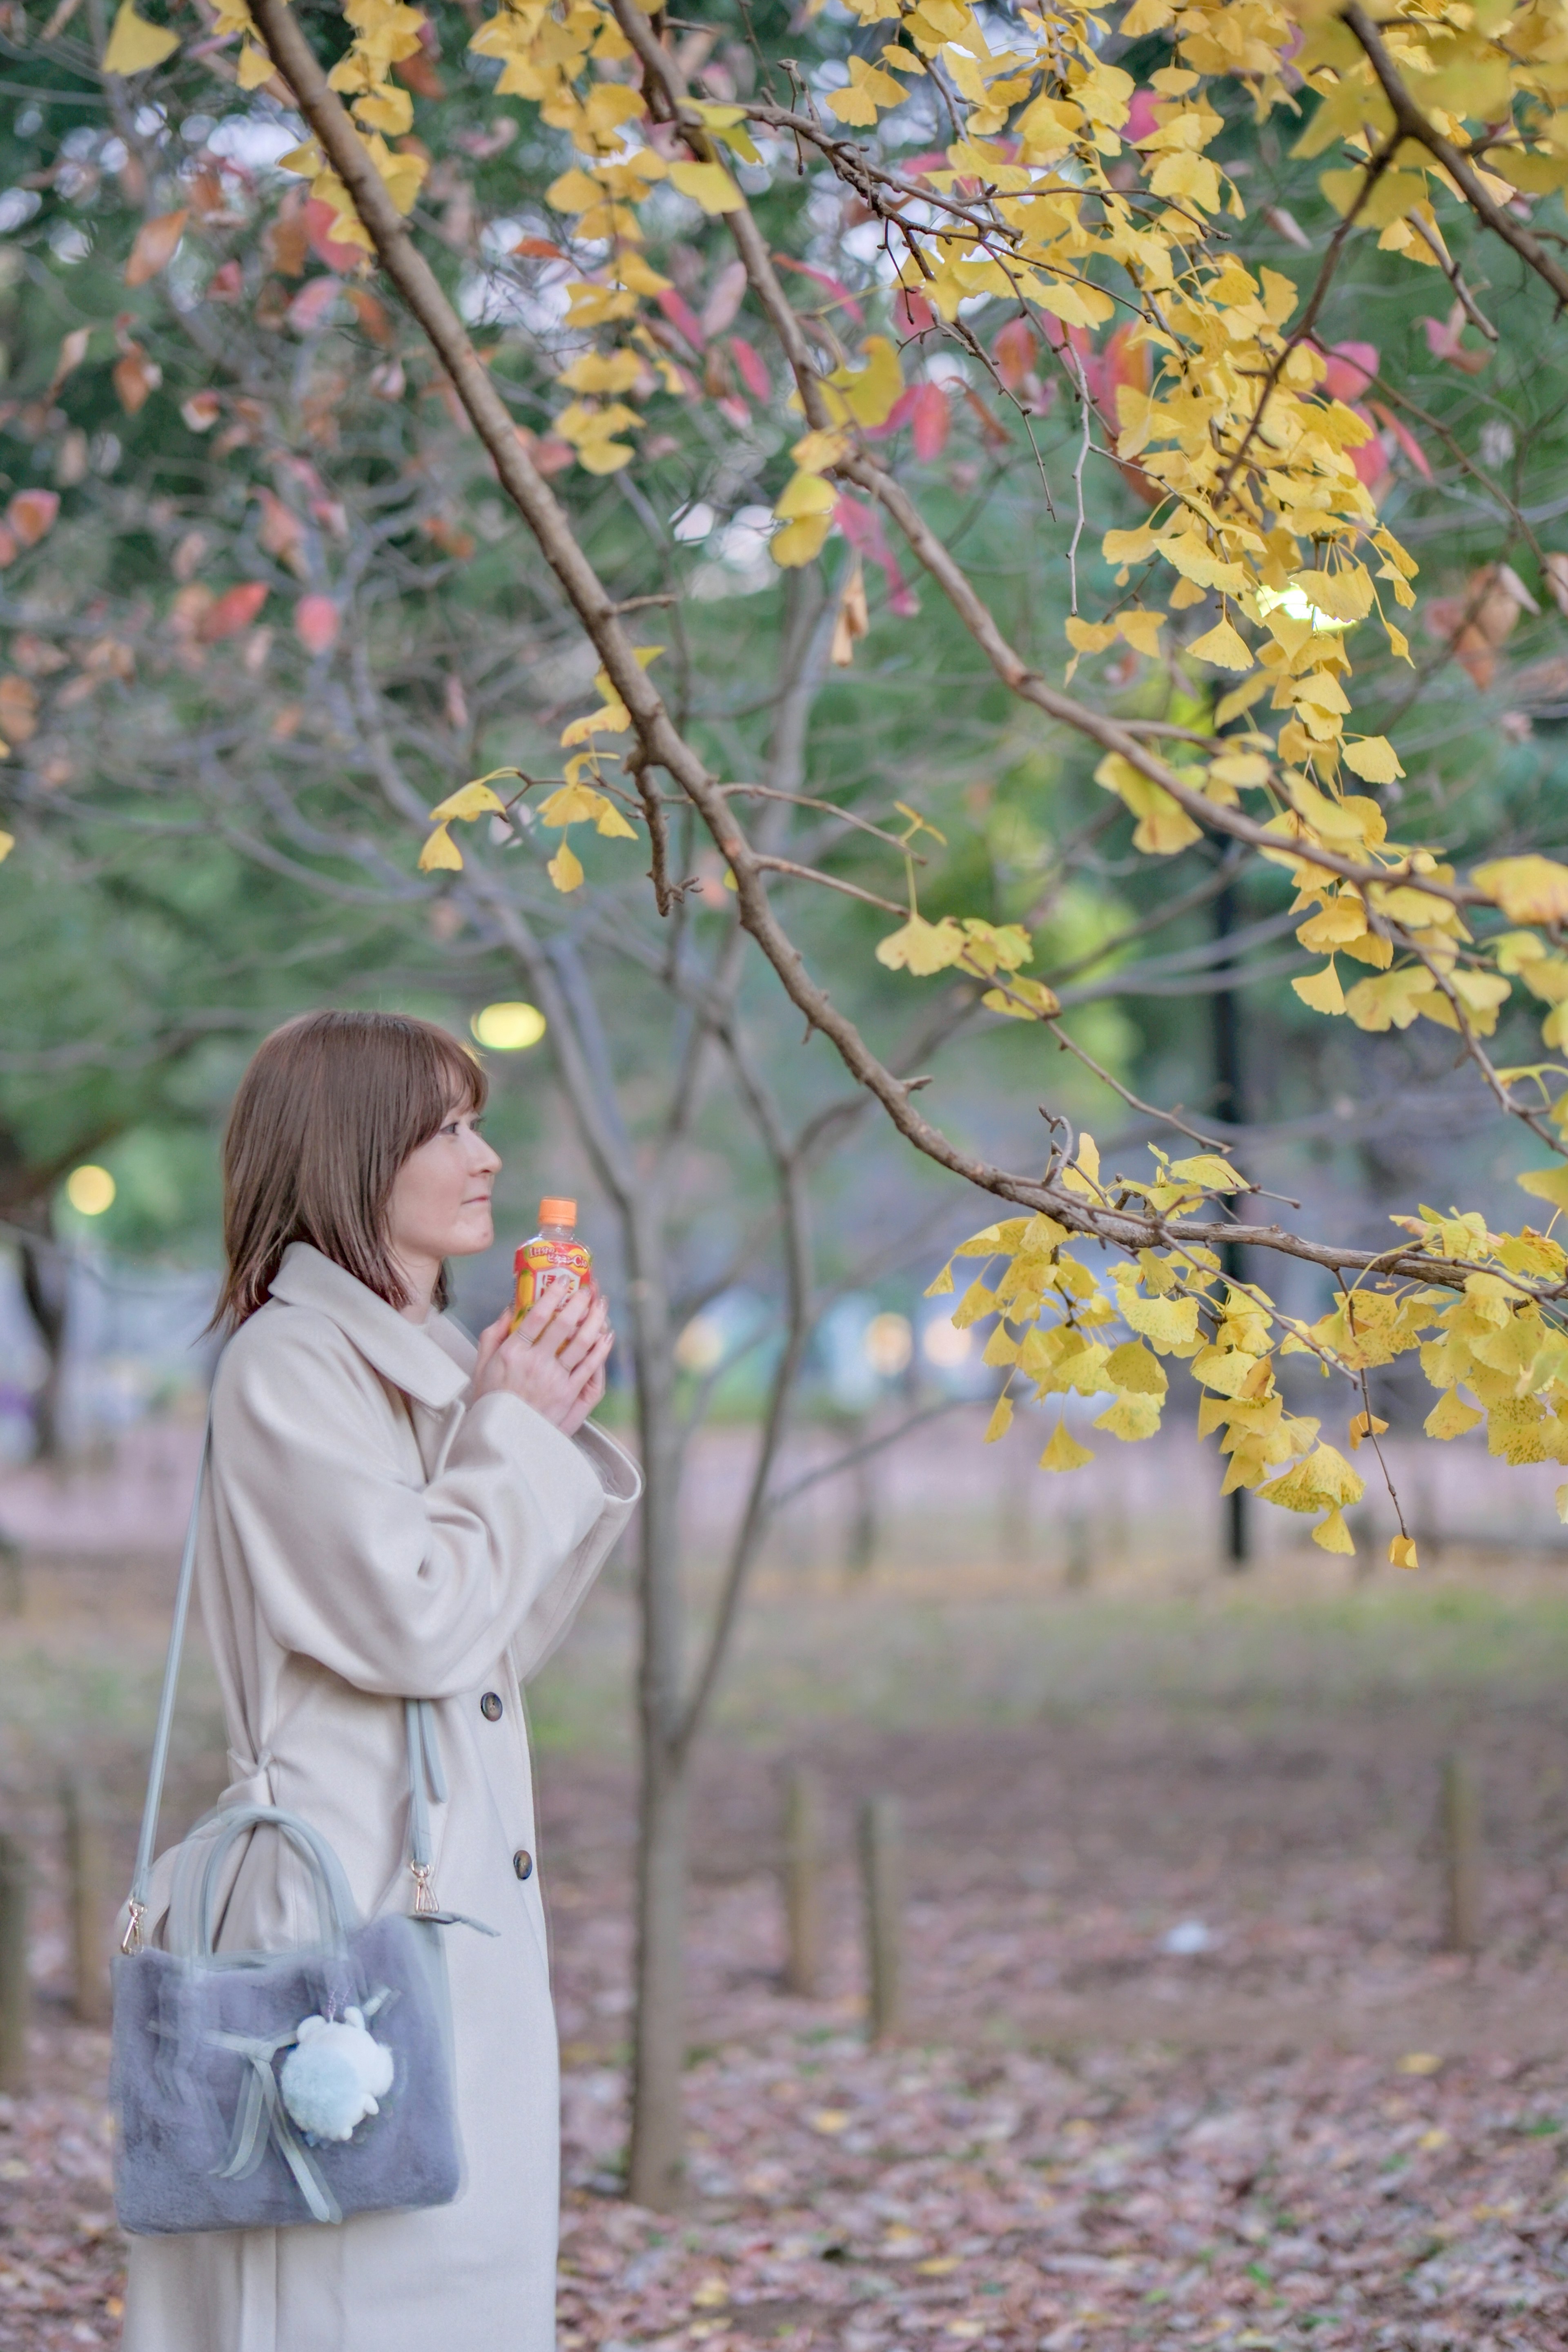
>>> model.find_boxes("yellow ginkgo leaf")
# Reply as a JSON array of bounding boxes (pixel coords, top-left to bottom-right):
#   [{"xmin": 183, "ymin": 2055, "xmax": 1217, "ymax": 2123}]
[
  {"xmin": 102, "ymin": 0, "xmax": 180, "ymax": 74},
  {"xmin": 1342, "ymin": 736, "xmax": 1404, "ymax": 784},
  {"xmin": 668, "ymin": 160, "xmax": 743, "ymax": 214},
  {"xmin": 826, "ymin": 335, "xmax": 903, "ymax": 428},
  {"xmin": 428, "ymin": 780, "xmax": 509, "ymax": 824},
  {"xmin": 418, "ymin": 825, "xmax": 463, "ymax": 873},
  {"xmin": 1293, "ymin": 959, "xmax": 1345, "ymax": 1016},
  {"xmin": 1473, "ymin": 856, "xmax": 1568, "ymax": 926},
  {"xmin": 237, "ymin": 42, "xmax": 275, "ymax": 90},
  {"xmin": 0, "ymin": 829, "xmax": 14, "ymax": 864},
  {"xmin": 1423, "ymin": 1389, "xmax": 1482, "ymax": 1440},
  {"xmin": 1312, "ymin": 1505, "xmax": 1356, "ymax": 1554},
  {"xmin": 1039, "ymin": 1420, "xmax": 1094, "ymax": 1472},
  {"xmin": 771, "ymin": 513, "xmax": 833, "ymax": 569},
  {"xmin": 1518, "ymin": 1163, "xmax": 1568, "ymax": 1215},
  {"xmin": 548, "ymin": 841, "xmax": 585, "ymax": 893},
  {"xmin": 1388, "ymin": 1536, "xmax": 1419, "ymax": 1569},
  {"xmin": 984, "ymin": 1393, "xmax": 1013, "ymax": 1443},
  {"xmin": 538, "ymin": 784, "xmax": 610, "ymax": 828},
  {"xmin": 1186, "ymin": 615, "xmax": 1254, "ymax": 671},
  {"xmin": 924, "ymin": 1262, "xmax": 955, "ymax": 1296},
  {"xmin": 875, "ymin": 914, "xmax": 967, "ymax": 975}
]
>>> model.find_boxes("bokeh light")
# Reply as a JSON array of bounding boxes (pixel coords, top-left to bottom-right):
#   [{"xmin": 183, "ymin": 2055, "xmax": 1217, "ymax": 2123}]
[
  {"xmin": 922, "ymin": 1318, "xmax": 972, "ymax": 1369},
  {"xmin": 471, "ymin": 1001, "xmax": 547, "ymax": 1051},
  {"xmin": 66, "ymin": 1164, "xmax": 116, "ymax": 1216},
  {"xmin": 864, "ymin": 1312, "xmax": 913, "ymax": 1376},
  {"xmin": 674, "ymin": 1315, "xmax": 725, "ymax": 1375}
]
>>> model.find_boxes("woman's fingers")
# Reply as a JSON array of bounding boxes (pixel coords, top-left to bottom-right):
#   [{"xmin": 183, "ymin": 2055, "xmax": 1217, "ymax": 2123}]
[
  {"xmin": 555, "ymin": 1297, "xmax": 609, "ymax": 1376},
  {"xmin": 470, "ymin": 1308, "xmax": 512, "ymax": 1396},
  {"xmin": 568, "ymin": 1330, "xmax": 612, "ymax": 1396},
  {"xmin": 517, "ymin": 1284, "xmax": 588, "ymax": 1348}
]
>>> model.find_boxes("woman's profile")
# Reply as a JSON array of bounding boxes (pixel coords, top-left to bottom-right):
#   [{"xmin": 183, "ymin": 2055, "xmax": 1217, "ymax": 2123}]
[{"xmin": 121, "ymin": 1007, "xmax": 641, "ymax": 2352}]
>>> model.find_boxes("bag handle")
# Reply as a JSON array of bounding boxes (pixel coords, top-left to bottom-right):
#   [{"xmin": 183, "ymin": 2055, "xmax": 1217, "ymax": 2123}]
[
  {"xmin": 122, "ymin": 1396, "xmax": 447, "ymax": 1955},
  {"xmin": 163, "ymin": 1803, "xmax": 362, "ymax": 1959}
]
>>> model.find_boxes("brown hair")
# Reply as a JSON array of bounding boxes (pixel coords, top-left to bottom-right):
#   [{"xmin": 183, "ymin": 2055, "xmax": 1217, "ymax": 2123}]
[{"xmin": 217, "ymin": 1010, "xmax": 488, "ymax": 1327}]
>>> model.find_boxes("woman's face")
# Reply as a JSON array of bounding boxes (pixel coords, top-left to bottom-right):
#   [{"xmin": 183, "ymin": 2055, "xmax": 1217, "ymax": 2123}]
[{"xmin": 386, "ymin": 1102, "xmax": 501, "ymax": 1274}]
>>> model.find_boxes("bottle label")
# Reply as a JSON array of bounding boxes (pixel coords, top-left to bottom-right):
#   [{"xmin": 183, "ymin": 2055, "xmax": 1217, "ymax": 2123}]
[{"xmin": 513, "ymin": 1237, "xmax": 592, "ymax": 1324}]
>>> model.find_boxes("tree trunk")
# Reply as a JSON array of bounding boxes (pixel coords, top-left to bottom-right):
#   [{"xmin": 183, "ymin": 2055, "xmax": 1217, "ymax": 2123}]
[
  {"xmin": 20, "ymin": 1229, "xmax": 68, "ymax": 1464},
  {"xmin": 623, "ymin": 1197, "xmax": 690, "ymax": 2210},
  {"xmin": 628, "ymin": 1719, "xmax": 688, "ymax": 2207}
]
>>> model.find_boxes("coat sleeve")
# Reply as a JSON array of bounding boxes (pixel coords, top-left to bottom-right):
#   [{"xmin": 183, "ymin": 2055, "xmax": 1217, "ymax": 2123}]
[
  {"xmin": 510, "ymin": 1421, "xmax": 642, "ymax": 1682},
  {"xmin": 212, "ymin": 1308, "xmax": 610, "ymax": 1699}
]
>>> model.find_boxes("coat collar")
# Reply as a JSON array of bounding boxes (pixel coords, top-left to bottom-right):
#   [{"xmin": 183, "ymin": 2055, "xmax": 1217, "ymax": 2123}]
[{"xmin": 270, "ymin": 1242, "xmax": 477, "ymax": 1409}]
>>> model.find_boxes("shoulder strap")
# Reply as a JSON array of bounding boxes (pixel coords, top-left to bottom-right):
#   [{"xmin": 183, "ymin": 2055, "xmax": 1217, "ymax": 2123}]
[{"xmin": 126, "ymin": 1409, "xmax": 213, "ymax": 1940}]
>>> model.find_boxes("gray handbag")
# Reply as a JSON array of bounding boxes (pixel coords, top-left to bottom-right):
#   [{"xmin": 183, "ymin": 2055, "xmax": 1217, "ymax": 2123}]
[{"xmin": 111, "ymin": 1417, "xmax": 482, "ymax": 2234}]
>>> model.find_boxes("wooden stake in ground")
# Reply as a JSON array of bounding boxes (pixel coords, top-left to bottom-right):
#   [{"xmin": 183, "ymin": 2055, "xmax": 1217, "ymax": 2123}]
[
  {"xmin": 0, "ymin": 1533, "xmax": 21, "ymax": 1617},
  {"xmin": 782, "ymin": 1766, "xmax": 824, "ymax": 1998},
  {"xmin": 858, "ymin": 1795, "xmax": 904, "ymax": 2043},
  {"xmin": 1441, "ymin": 1750, "xmax": 1481, "ymax": 1954},
  {"xmin": 62, "ymin": 1779, "xmax": 110, "ymax": 2028},
  {"xmin": 0, "ymin": 1829, "xmax": 29, "ymax": 2093}
]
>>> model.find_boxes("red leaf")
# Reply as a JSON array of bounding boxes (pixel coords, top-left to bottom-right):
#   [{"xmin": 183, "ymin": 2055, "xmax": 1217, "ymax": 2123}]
[
  {"xmin": 654, "ymin": 286, "xmax": 707, "ymax": 351},
  {"xmin": 0, "ymin": 525, "xmax": 19, "ymax": 570},
  {"xmin": 1420, "ymin": 303, "xmax": 1490, "ymax": 375},
  {"xmin": 993, "ymin": 317, "xmax": 1036, "ymax": 392},
  {"xmin": 1369, "ymin": 400, "xmax": 1432, "ymax": 480},
  {"xmin": 113, "ymin": 346, "xmax": 160, "ymax": 415},
  {"xmin": 197, "ymin": 583, "xmax": 268, "ymax": 643},
  {"xmin": 512, "ymin": 236, "xmax": 565, "ymax": 259},
  {"xmin": 895, "ymin": 288, "xmax": 934, "ymax": 336},
  {"xmin": 1348, "ymin": 409, "xmax": 1390, "ymax": 494},
  {"xmin": 728, "ymin": 336, "xmax": 770, "ymax": 401},
  {"xmin": 834, "ymin": 494, "xmax": 918, "ymax": 618},
  {"xmin": 181, "ymin": 390, "xmax": 221, "ymax": 432},
  {"xmin": 294, "ymin": 595, "xmax": 340, "ymax": 657},
  {"xmin": 392, "ymin": 49, "xmax": 444, "ymax": 99},
  {"xmin": 6, "ymin": 490, "xmax": 59, "ymax": 548},
  {"xmin": 348, "ymin": 288, "xmax": 394, "ymax": 346},
  {"xmin": 910, "ymin": 381, "xmax": 950, "ymax": 462},
  {"xmin": 1125, "ymin": 89, "xmax": 1160, "ymax": 142},
  {"xmin": 256, "ymin": 489, "xmax": 306, "ymax": 573},
  {"xmin": 288, "ymin": 276, "xmax": 344, "ymax": 336},
  {"xmin": 771, "ymin": 255, "xmax": 864, "ymax": 323},
  {"xmin": 1321, "ymin": 341, "xmax": 1378, "ymax": 401},
  {"xmin": 701, "ymin": 259, "xmax": 748, "ymax": 340},
  {"xmin": 125, "ymin": 208, "xmax": 187, "ymax": 289},
  {"xmin": 304, "ymin": 198, "xmax": 367, "ymax": 275},
  {"xmin": 207, "ymin": 259, "xmax": 243, "ymax": 303}
]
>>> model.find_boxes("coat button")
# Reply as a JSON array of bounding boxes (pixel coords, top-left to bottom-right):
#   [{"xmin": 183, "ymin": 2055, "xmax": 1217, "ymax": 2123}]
[
  {"xmin": 480, "ymin": 1691, "xmax": 503, "ymax": 1721},
  {"xmin": 512, "ymin": 1848, "xmax": 533, "ymax": 1882}
]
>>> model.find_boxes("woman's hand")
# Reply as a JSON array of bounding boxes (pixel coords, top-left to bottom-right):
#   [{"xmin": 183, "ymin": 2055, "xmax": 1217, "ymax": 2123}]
[{"xmin": 472, "ymin": 1285, "xmax": 613, "ymax": 1437}]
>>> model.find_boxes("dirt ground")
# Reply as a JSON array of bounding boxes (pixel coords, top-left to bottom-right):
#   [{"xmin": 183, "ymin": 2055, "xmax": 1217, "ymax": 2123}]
[{"xmin": 6, "ymin": 1530, "xmax": 1568, "ymax": 2350}]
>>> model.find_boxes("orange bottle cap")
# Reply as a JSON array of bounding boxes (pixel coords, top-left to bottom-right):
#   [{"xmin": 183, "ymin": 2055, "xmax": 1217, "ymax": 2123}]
[{"xmin": 538, "ymin": 1196, "xmax": 577, "ymax": 1226}]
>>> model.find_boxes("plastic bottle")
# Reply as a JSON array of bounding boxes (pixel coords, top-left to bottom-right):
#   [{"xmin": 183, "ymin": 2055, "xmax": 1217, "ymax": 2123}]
[{"xmin": 512, "ymin": 1197, "xmax": 593, "ymax": 1330}]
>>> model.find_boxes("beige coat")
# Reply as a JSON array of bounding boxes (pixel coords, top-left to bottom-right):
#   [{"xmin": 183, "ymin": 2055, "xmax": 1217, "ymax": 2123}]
[{"xmin": 122, "ymin": 1242, "xmax": 641, "ymax": 2352}]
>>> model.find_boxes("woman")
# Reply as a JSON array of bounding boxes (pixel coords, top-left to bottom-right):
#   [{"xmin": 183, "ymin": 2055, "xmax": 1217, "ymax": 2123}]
[{"xmin": 122, "ymin": 1008, "xmax": 641, "ymax": 2352}]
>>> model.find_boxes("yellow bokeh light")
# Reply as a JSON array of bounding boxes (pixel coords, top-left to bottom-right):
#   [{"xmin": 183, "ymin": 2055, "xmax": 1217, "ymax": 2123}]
[
  {"xmin": 864, "ymin": 1312, "xmax": 913, "ymax": 1376},
  {"xmin": 66, "ymin": 1164, "xmax": 116, "ymax": 1217},
  {"xmin": 470, "ymin": 1001, "xmax": 547, "ymax": 1052}
]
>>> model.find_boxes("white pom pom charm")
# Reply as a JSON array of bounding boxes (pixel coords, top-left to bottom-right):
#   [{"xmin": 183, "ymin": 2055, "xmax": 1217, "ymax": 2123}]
[{"xmin": 279, "ymin": 2006, "xmax": 395, "ymax": 2144}]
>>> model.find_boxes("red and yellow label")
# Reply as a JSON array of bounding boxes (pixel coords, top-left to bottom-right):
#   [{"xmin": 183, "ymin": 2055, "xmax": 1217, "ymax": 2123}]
[{"xmin": 512, "ymin": 1235, "xmax": 593, "ymax": 1328}]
